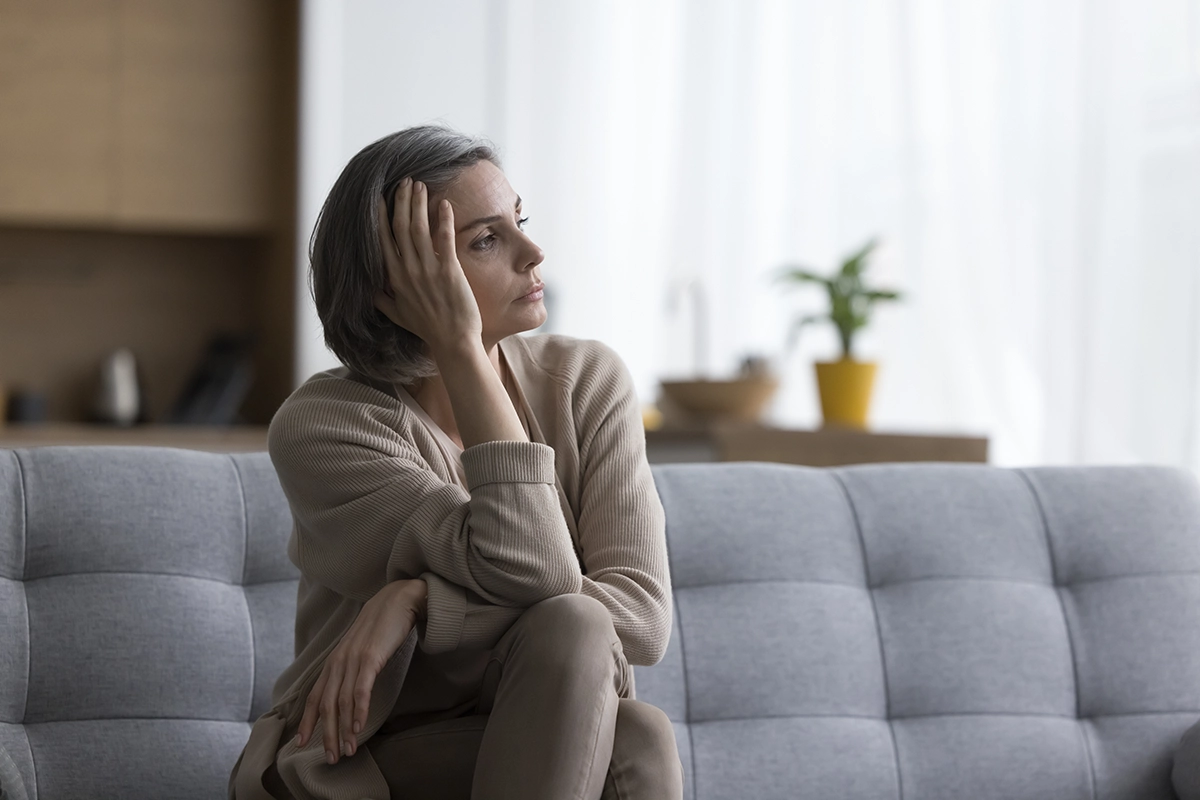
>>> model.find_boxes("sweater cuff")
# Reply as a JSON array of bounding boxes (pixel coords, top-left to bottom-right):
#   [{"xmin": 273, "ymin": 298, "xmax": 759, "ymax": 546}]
[
  {"xmin": 418, "ymin": 572, "xmax": 466, "ymax": 654},
  {"xmin": 460, "ymin": 440, "xmax": 556, "ymax": 490}
]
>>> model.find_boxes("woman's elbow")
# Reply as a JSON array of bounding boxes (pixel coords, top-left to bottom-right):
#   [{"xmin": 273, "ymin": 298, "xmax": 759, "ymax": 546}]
[{"xmin": 626, "ymin": 602, "xmax": 673, "ymax": 667}]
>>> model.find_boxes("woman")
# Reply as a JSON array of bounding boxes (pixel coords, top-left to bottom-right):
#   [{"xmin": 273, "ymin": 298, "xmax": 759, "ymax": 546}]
[{"xmin": 228, "ymin": 123, "xmax": 682, "ymax": 800}]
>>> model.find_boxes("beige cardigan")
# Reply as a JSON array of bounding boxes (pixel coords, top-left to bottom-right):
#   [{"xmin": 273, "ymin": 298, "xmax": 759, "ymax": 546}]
[{"xmin": 229, "ymin": 333, "xmax": 671, "ymax": 800}]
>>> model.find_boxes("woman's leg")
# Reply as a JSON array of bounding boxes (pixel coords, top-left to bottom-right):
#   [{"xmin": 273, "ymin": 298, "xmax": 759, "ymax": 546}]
[
  {"xmin": 369, "ymin": 594, "xmax": 681, "ymax": 800},
  {"xmin": 471, "ymin": 593, "xmax": 631, "ymax": 800},
  {"xmin": 366, "ymin": 714, "xmax": 488, "ymax": 800},
  {"xmin": 601, "ymin": 699, "xmax": 684, "ymax": 800}
]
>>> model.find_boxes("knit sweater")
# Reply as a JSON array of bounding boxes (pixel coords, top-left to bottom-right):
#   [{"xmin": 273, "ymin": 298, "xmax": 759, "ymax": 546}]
[{"xmin": 228, "ymin": 333, "xmax": 671, "ymax": 800}]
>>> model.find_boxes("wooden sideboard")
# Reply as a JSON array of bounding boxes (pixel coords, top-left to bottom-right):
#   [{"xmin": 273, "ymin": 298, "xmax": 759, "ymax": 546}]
[
  {"xmin": 0, "ymin": 423, "xmax": 270, "ymax": 453},
  {"xmin": 646, "ymin": 423, "xmax": 989, "ymax": 466}
]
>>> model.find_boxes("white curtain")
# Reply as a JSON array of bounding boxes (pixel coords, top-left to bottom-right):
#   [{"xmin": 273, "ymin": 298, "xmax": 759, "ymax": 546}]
[{"xmin": 482, "ymin": 0, "xmax": 1200, "ymax": 469}]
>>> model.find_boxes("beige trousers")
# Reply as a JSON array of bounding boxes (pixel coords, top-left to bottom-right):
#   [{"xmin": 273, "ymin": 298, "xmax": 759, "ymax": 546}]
[{"xmin": 365, "ymin": 594, "xmax": 684, "ymax": 800}]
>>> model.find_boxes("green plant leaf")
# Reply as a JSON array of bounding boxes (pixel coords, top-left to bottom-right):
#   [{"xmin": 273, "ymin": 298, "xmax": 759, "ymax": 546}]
[{"xmin": 775, "ymin": 266, "xmax": 832, "ymax": 286}]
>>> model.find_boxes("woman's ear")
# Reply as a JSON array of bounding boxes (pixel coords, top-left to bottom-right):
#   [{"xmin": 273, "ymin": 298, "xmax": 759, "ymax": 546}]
[{"xmin": 374, "ymin": 290, "xmax": 401, "ymax": 326}]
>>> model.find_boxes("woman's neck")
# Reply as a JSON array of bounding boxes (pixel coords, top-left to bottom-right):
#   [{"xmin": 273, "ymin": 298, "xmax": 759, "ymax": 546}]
[{"xmin": 408, "ymin": 342, "xmax": 508, "ymax": 443}]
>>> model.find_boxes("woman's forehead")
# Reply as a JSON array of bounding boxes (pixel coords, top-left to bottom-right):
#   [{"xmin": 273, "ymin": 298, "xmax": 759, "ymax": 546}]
[{"xmin": 444, "ymin": 161, "xmax": 517, "ymax": 215}]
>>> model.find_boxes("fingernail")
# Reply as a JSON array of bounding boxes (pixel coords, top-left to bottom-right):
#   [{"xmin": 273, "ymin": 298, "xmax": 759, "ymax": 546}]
[
  {"xmin": 403, "ymin": 176, "xmax": 411, "ymax": 187},
  {"xmin": 326, "ymin": 750, "xmax": 336, "ymax": 765},
  {"xmin": 353, "ymin": 721, "xmax": 361, "ymax": 734},
  {"xmin": 342, "ymin": 740, "xmax": 351, "ymax": 757}
]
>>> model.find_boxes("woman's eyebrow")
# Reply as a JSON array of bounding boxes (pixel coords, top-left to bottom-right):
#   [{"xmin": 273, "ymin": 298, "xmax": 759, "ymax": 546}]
[{"xmin": 456, "ymin": 196, "xmax": 522, "ymax": 234}]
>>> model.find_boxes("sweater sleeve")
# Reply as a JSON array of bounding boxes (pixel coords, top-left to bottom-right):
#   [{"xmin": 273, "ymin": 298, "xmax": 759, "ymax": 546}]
[
  {"xmin": 416, "ymin": 344, "xmax": 672, "ymax": 663},
  {"xmin": 572, "ymin": 343, "xmax": 672, "ymax": 666},
  {"xmin": 267, "ymin": 385, "xmax": 583, "ymax": 614}
]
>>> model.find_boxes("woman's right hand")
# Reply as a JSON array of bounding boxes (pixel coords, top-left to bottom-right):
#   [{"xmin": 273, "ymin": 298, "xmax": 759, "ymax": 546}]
[
  {"xmin": 294, "ymin": 578, "xmax": 428, "ymax": 765},
  {"xmin": 374, "ymin": 177, "xmax": 483, "ymax": 355}
]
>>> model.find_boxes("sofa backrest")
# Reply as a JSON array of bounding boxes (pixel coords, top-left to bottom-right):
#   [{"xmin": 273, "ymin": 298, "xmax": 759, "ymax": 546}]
[
  {"xmin": 1, "ymin": 447, "xmax": 1198, "ymax": 800},
  {"xmin": 639, "ymin": 461, "xmax": 1200, "ymax": 800}
]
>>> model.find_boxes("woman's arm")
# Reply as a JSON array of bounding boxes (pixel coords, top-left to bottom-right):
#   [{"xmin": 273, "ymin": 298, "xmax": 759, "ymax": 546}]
[
  {"xmin": 417, "ymin": 341, "xmax": 672, "ymax": 665},
  {"xmin": 568, "ymin": 342, "xmax": 672, "ymax": 666},
  {"xmin": 269, "ymin": 385, "xmax": 582, "ymax": 612}
]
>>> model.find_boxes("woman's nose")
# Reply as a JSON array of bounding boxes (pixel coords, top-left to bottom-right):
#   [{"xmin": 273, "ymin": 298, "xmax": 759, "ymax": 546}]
[{"xmin": 522, "ymin": 234, "xmax": 545, "ymax": 270}]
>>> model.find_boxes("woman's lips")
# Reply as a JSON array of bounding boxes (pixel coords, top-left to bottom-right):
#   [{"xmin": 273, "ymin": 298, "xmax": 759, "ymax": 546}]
[{"xmin": 517, "ymin": 283, "xmax": 545, "ymax": 301}]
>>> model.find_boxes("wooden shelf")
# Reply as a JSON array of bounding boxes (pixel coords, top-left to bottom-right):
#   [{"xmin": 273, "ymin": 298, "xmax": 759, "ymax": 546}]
[{"xmin": 0, "ymin": 423, "xmax": 268, "ymax": 453}]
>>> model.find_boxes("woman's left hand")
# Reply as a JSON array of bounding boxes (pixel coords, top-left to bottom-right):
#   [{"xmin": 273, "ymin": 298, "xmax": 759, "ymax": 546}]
[{"xmin": 294, "ymin": 579, "xmax": 428, "ymax": 765}]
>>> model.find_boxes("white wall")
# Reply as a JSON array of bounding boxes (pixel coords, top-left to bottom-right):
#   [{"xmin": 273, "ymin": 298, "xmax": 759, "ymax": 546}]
[
  {"xmin": 295, "ymin": 0, "xmax": 498, "ymax": 382},
  {"xmin": 295, "ymin": 1, "xmax": 1200, "ymax": 472}
]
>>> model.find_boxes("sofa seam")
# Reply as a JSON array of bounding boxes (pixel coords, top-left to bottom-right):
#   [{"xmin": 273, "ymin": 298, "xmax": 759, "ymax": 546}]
[
  {"xmin": 20, "ymin": 571, "xmax": 294, "ymax": 587},
  {"xmin": 228, "ymin": 455, "xmax": 256, "ymax": 724},
  {"xmin": 14, "ymin": 451, "xmax": 37, "ymax": 800},
  {"xmin": 674, "ymin": 570, "xmax": 1200, "ymax": 594},
  {"xmin": 1017, "ymin": 469, "xmax": 1097, "ymax": 800},
  {"xmin": 230, "ymin": 455, "xmax": 250, "ymax": 587},
  {"xmin": 832, "ymin": 471, "xmax": 903, "ymax": 800},
  {"xmin": 659, "ymin": 478, "xmax": 698, "ymax": 800},
  {"xmin": 683, "ymin": 708, "xmax": 1200, "ymax": 725}
]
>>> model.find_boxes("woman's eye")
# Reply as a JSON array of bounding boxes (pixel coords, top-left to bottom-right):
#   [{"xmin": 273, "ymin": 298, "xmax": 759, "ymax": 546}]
[{"xmin": 472, "ymin": 218, "xmax": 530, "ymax": 251}]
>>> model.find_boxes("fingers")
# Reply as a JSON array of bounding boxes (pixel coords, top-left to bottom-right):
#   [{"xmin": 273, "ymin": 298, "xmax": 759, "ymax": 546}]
[
  {"xmin": 320, "ymin": 658, "xmax": 346, "ymax": 764},
  {"xmin": 391, "ymin": 178, "xmax": 421, "ymax": 279},
  {"xmin": 296, "ymin": 668, "xmax": 327, "ymax": 750},
  {"xmin": 353, "ymin": 663, "xmax": 380, "ymax": 746},
  {"xmin": 338, "ymin": 657, "xmax": 359, "ymax": 756},
  {"xmin": 409, "ymin": 180, "xmax": 441, "ymax": 268},
  {"xmin": 436, "ymin": 199, "xmax": 456, "ymax": 264}
]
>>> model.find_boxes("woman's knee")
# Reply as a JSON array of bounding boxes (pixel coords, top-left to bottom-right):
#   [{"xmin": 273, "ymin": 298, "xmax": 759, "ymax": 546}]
[
  {"xmin": 521, "ymin": 593, "xmax": 614, "ymax": 639},
  {"xmin": 615, "ymin": 700, "xmax": 677, "ymax": 759},
  {"xmin": 514, "ymin": 594, "xmax": 618, "ymax": 665},
  {"xmin": 609, "ymin": 700, "xmax": 684, "ymax": 798}
]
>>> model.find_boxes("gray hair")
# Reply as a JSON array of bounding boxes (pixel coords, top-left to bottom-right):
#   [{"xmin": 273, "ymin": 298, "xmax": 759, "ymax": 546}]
[{"xmin": 309, "ymin": 122, "xmax": 501, "ymax": 386}]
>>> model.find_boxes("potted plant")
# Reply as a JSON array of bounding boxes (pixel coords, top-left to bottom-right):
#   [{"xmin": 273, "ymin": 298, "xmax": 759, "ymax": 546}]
[{"xmin": 774, "ymin": 238, "xmax": 902, "ymax": 429}]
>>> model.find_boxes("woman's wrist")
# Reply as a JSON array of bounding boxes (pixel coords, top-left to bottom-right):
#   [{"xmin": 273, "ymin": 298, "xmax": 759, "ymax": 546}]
[{"xmin": 396, "ymin": 578, "xmax": 428, "ymax": 621}]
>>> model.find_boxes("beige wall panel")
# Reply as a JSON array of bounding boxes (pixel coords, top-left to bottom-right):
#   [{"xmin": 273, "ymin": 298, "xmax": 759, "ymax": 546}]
[
  {"xmin": 114, "ymin": 0, "xmax": 275, "ymax": 230},
  {"xmin": 0, "ymin": 1, "xmax": 117, "ymax": 223}
]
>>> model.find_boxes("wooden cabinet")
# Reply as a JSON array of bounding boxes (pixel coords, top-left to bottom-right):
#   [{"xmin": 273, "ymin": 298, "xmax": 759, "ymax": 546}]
[
  {"xmin": 0, "ymin": 1, "xmax": 297, "ymax": 427},
  {"xmin": 0, "ymin": 0, "xmax": 278, "ymax": 231},
  {"xmin": 0, "ymin": 1, "xmax": 118, "ymax": 223},
  {"xmin": 115, "ymin": 0, "xmax": 277, "ymax": 229}
]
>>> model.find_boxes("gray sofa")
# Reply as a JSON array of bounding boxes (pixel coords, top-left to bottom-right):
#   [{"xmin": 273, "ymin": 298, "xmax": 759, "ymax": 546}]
[{"xmin": 1, "ymin": 445, "xmax": 1199, "ymax": 800}]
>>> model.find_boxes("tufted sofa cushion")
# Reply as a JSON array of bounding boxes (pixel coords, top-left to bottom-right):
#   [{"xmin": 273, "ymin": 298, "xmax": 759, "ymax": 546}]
[
  {"xmin": 636, "ymin": 462, "xmax": 1200, "ymax": 800},
  {"xmin": 1, "ymin": 447, "xmax": 1198, "ymax": 799},
  {"xmin": 0, "ymin": 447, "xmax": 296, "ymax": 800}
]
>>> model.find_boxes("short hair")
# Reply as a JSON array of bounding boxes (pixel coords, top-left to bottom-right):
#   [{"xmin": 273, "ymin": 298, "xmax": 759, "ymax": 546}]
[{"xmin": 309, "ymin": 122, "xmax": 501, "ymax": 385}]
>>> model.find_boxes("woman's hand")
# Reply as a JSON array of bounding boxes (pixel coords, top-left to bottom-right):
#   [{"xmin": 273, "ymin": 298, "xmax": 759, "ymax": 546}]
[
  {"xmin": 294, "ymin": 578, "xmax": 428, "ymax": 765},
  {"xmin": 374, "ymin": 176, "xmax": 483, "ymax": 355}
]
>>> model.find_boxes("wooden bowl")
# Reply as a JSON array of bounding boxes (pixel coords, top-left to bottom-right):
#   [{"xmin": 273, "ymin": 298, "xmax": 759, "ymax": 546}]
[{"xmin": 658, "ymin": 376, "xmax": 779, "ymax": 423}]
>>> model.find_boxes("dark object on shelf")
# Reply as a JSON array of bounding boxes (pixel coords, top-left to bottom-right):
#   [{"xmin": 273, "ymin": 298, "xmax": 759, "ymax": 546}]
[
  {"xmin": 164, "ymin": 334, "xmax": 256, "ymax": 425},
  {"xmin": 6, "ymin": 389, "xmax": 48, "ymax": 423}
]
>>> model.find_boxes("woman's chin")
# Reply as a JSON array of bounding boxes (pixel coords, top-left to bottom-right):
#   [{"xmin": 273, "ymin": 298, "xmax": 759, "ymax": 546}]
[
  {"xmin": 513, "ymin": 305, "xmax": 549, "ymax": 333},
  {"xmin": 488, "ymin": 308, "xmax": 548, "ymax": 342}
]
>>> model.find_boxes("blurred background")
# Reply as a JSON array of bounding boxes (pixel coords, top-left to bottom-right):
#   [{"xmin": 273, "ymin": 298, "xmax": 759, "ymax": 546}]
[{"xmin": 1, "ymin": 0, "xmax": 1198, "ymax": 473}]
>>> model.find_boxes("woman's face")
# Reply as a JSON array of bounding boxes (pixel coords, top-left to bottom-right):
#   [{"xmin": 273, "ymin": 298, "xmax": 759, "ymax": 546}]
[{"xmin": 431, "ymin": 160, "xmax": 546, "ymax": 346}]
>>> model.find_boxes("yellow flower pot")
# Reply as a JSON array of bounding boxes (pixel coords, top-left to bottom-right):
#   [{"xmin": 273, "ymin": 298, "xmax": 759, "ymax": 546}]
[{"xmin": 814, "ymin": 359, "xmax": 877, "ymax": 429}]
